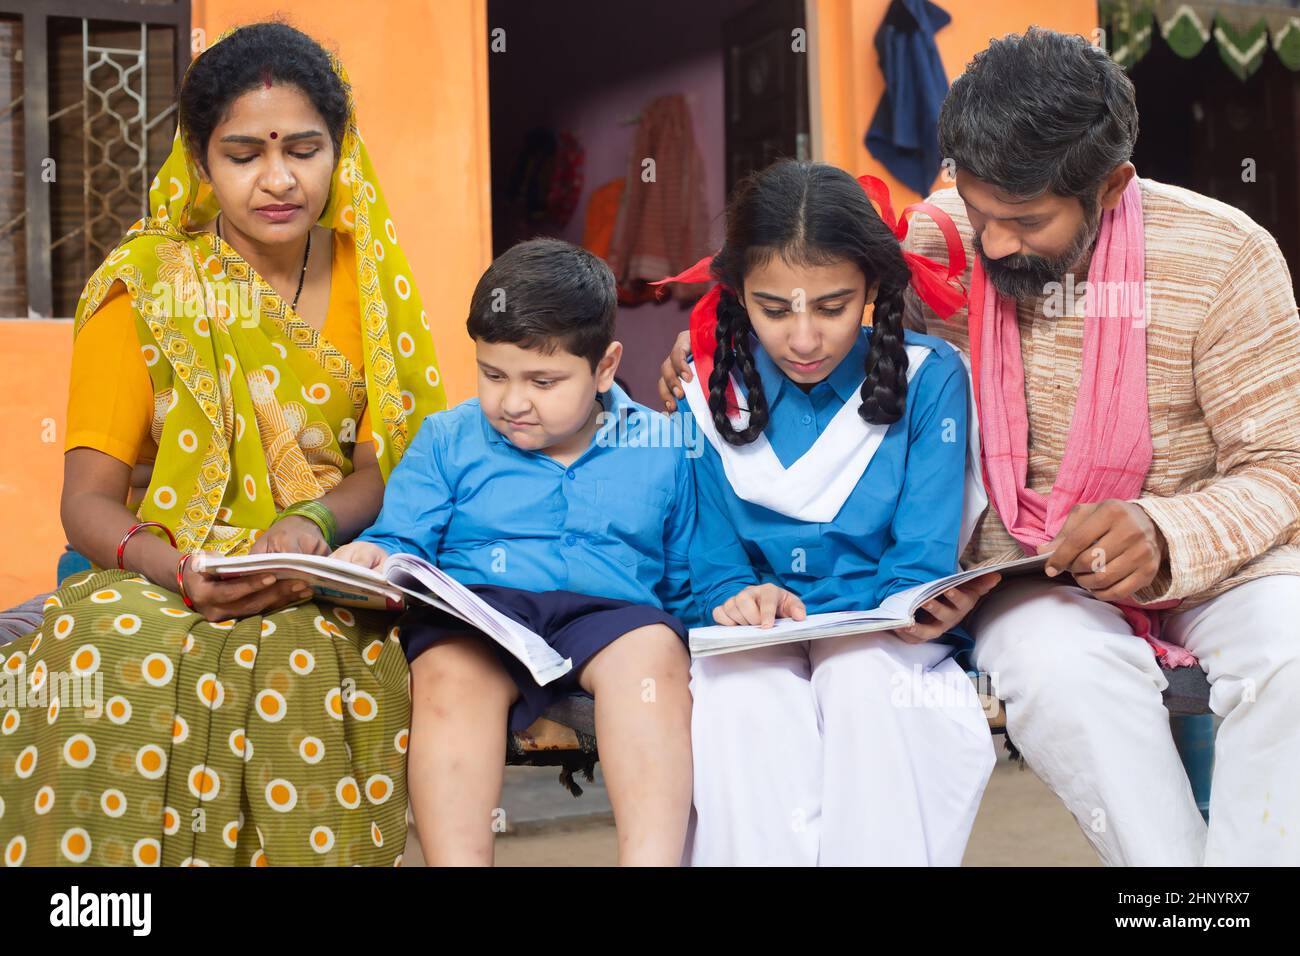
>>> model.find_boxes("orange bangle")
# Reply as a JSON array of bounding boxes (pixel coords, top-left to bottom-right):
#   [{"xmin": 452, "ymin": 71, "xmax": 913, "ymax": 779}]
[{"xmin": 117, "ymin": 522, "xmax": 177, "ymax": 570}]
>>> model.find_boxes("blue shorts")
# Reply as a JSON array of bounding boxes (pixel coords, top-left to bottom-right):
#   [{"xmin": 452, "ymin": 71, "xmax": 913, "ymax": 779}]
[{"xmin": 396, "ymin": 584, "xmax": 687, "ymax": 732}]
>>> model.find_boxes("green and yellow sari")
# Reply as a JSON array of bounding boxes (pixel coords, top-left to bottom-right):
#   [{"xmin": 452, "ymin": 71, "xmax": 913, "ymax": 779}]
[{"xmin": 0, "ymin": 36, "xmax": 442, "ymax": 866}]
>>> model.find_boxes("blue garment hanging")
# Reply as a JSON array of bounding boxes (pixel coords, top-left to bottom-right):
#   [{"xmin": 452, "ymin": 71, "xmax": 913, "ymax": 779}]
[{"xmin": 864, "ymin": 0, "xmax": 952, "ymax": 196}]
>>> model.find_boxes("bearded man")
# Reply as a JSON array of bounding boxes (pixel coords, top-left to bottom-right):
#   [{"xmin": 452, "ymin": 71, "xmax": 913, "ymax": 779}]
[{"xmin": 659, "ymin": 27, "xmax": 1300, "ymax": 866}]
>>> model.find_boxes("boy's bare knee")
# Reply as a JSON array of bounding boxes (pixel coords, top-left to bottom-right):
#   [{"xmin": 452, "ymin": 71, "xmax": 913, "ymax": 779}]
[
  {"xmin": 580, "ymin": 623, "xmax": 689, "ymax": 694},
  {"xmin": 635, "ymin": 624, "xmax": 690, "ymax": 665},
  {"xmin": 411, "ymin": 634, "xmax": 513, "ymax": 702}
]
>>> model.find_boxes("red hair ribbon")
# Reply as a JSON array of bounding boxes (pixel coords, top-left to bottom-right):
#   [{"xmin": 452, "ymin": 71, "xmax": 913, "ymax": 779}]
[
  {"xmin": 650, "ymin": 255, "xmax": 740, "ymax": 415},
  {"xmin": 855, "ymin": 174, "xmax": 968, "ymax": 320},
  {"xmin": 653, "ymin": 174, "xmax": 968, "ymax": 418}
]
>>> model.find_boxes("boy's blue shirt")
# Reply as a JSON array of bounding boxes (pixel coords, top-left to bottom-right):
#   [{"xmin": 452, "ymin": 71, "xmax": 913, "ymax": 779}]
[
  {"xmin": 357, "ymin": 384, "xmax": 696, "ymax": 622},
  {"xmin": 684, "ymin": 326, "xmax": 974, "ymax": 653}
]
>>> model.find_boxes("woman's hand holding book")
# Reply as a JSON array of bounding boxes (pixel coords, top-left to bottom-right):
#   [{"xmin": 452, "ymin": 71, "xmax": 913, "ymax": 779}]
[{"xmin": 180, "ymin": 561, "xmax": 313, "ymax": 622}]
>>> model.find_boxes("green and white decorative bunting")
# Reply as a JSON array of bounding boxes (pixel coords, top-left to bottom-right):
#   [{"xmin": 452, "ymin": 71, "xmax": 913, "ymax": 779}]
[{"xmin": 1100, "ymin": 1, "xmax": 1300, "ymax": 80}]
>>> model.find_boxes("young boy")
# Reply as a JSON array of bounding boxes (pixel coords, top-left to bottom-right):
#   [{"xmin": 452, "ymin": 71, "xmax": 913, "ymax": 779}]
[{"xmin": 333, "ymin": 238, "xmax": 695, "ymax": 866}]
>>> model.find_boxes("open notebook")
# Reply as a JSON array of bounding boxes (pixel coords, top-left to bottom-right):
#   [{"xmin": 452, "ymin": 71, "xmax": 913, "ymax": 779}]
[
  {"xmin": 688, "ymin": 552, "xmax": 1054, "ymax": 657},
  {"xmin": 192, "ymin": 551, "xmax": 571, "ymax": 686}
]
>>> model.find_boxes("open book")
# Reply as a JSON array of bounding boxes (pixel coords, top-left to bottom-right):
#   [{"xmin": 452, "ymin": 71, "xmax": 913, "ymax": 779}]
[
  {"xmin": 191, "ymin": 551, "xmax": 571, "ymax": 686},
  {"xmin": 688, "ymin": 552, "xmax": 1054, "ymax": 657}
]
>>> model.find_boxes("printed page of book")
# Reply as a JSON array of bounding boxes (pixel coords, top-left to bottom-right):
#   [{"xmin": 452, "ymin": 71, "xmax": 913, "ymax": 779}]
[
  {"xmin": 195, "ymin": 551, "xmax": 572, "ymax": 685},
  {"xmin": 689, "ymin": 609, "xmax": 907, "ymax": 656},
  {"xmin": 688, "ymin": 552, "xmax": 1054, "ymax": 658},
  {"xmin": 382, "ymin": 554, "xmax": 572, "ymax": 686},
  {"xmin": 191, "ymin": 552, "xmax": 404, "ymax": 610}
]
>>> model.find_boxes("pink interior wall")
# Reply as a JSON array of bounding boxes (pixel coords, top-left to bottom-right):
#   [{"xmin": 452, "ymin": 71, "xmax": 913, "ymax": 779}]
[{"xmin": 487, "ymin": 0, "xmax": 754, "ymax": 403}]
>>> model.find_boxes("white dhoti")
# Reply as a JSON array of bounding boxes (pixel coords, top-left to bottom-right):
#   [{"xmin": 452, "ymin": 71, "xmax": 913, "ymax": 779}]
[
  {"xmin": 971, "ymin": 574, "xmax": 1300, "ymax": 866},
  {"xmin": 686, "ymin": 632, "xmax": 996, "ymax": 866}
]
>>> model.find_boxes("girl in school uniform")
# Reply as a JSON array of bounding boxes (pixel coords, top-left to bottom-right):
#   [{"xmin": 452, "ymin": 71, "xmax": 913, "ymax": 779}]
[{"xmin": 662, "ymin": 160, "xmax": 997, "ymax": 866}]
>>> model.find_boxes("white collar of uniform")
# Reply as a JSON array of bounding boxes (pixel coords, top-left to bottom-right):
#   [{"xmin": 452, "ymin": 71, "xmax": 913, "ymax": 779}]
[{"xmin": 683, "ymin": 342, "xmax": 987, "ymax": 549}]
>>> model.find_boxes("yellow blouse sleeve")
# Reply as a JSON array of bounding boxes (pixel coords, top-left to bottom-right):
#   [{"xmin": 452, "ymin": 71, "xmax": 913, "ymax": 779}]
[
  {"xmin": 357, "ymin": 403, "xmax": 373, "ymax": 444},
  {"xmin": 65, "ymin": 284, "xmax": 154, "ymax": 468}
]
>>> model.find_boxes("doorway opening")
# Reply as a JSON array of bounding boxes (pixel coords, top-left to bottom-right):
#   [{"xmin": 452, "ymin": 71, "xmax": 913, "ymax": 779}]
[
  {"xmin": 1129, "ymin": 33, "xmax": 1300, "ymax": 293},
  {"xmin": 486, "ymin": 0, "xmax": 810, "ymax": 401}
]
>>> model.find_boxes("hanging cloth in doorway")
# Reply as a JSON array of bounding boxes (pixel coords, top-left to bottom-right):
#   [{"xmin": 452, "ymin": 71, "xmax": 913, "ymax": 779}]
[
  {"xmin": 864, "ymin": 0, "xmax": 952, "ymax": 196},
  {"xmin": 607, "ymin": 93, "xmax": 711, "ymax": 305}
]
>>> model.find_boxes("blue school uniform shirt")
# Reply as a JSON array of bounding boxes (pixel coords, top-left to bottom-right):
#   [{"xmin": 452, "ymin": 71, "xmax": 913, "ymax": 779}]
[
  {"xmin": 357, "ymin": 384, "xmax": 696, "ymax": 621},
  {"xmin": 686, "ymin": 326, "xmax": 971, "ymax": 646}
]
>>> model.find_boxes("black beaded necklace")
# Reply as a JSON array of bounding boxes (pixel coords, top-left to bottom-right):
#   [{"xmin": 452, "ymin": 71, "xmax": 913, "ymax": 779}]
[{"xmin": 217, "ymin": 213, "xmax": 312, "ymax": 311}]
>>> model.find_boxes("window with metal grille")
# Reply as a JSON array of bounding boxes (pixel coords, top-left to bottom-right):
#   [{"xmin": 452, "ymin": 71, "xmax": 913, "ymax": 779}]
[{"xmin": 0, "ymin": 0, "xmax": 189, "ymax": 319}]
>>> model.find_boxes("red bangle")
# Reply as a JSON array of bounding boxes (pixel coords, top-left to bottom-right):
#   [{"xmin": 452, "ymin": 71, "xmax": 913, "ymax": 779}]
[
  {"xmin": 176, "ymin": 552, "xmax": 197, "ymax": 610},
  {"xmin": 117, "ymin": 521, "xmax": 177, "ymax": 570}
]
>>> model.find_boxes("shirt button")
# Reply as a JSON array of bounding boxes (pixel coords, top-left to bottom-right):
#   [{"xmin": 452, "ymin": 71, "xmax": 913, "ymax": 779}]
[
  {"xmin": 801, "ymin": 414, "xmax": 813, "ymax": 426},
  {"xmin": 562, "ymin": 533, "xmax": 576, "ymax": 547},
  {"xmin": 565, "ymin": 469, "xmax": 576, "ymax": 480}
]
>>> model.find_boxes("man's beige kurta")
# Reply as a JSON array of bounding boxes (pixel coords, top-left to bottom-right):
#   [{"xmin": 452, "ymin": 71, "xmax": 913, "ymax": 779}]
[{"xmin": 903, "ymin": 178, "xmax": 1300, "ymax": 609}]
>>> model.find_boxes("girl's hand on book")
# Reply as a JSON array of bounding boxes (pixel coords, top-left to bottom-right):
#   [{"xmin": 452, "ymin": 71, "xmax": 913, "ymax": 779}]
[
  {"xmin": 714, "ymin": 584, "xmax": 807, "ymax": 628},
  {"xmin": 897, "ymin": 572, "xmax": 1002, "ymax": 643},
  {"xmin": 250, "ymin": 516, "xmax": 330, "ymax": 557},
  {"xmin": 331, "ymin": 540, "xmax": 389, "ymax": 570}
]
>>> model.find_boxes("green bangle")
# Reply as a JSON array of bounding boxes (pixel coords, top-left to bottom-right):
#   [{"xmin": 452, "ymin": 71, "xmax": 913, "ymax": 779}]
[{"xmin": 274, "ymin": 500, "xmax": 338, "ymax": 549}]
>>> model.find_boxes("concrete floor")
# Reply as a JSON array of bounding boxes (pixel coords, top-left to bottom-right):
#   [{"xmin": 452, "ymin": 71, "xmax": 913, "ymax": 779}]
[{"xmin": 401, "ymin": 748, "xmax": 1100, "ymax": 866}]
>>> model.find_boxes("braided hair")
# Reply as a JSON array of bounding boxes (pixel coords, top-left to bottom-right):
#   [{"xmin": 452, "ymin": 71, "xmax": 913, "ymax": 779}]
[{"xmin": 708, "ymin": 160, "xmax": 913, "ymax": 445}]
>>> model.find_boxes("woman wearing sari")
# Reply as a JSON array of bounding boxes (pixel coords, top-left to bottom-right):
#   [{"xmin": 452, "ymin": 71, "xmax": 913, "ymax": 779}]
[{"xmin": 0, "ymin": 22, "xmax": 444, "ymax": 865}]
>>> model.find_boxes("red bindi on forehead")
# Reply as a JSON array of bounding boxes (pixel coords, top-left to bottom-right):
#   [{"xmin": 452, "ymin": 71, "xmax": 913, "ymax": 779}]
[{"xmin": 269, "ymin": 131, "xmax": 278, "ymax": 140}]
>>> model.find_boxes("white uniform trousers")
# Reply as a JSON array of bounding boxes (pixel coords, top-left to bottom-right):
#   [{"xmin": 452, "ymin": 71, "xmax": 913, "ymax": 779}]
[
  {"xmin": 971, "ymin": 574, "xmax": 1300, "ymax": 866},
  {"xmin": 686, "ymin": 631, "xmax": 996, "ymax": 866}
]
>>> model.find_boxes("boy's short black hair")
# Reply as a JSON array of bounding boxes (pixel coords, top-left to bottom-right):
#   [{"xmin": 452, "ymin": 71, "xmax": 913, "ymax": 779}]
[{"xmin": 466, "ymin": 238, "xmax": 617, "ymax": 370}]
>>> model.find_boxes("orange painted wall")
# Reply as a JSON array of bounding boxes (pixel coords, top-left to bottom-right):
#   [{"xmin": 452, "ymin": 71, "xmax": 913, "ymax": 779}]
[
  {"xmin": 0, "ymin": 322, "xmax": 74, "ymax": 605},
  {"xmin": 809, "ymin": 0, "xmax": 1100, "ymax": 203},
  {"xmin": 192, "ymin": 0, "xmax": 492, "ymax": 406}
]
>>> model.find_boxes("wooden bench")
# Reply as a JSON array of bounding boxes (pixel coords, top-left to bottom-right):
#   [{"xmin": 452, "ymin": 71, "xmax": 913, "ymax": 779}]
[
  {"xmin": 509, "ymin": 667, "xmax": 1216, "ymax": 798},
  {"xmin": 0, "ymin": 592, "xmax": 45, "ymax": 645}
]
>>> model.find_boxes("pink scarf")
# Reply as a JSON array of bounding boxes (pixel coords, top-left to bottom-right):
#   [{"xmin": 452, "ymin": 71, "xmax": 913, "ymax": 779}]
[{"xmin": 968, "ymin": 179, "xmax": 1195, "ymax": 668}]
